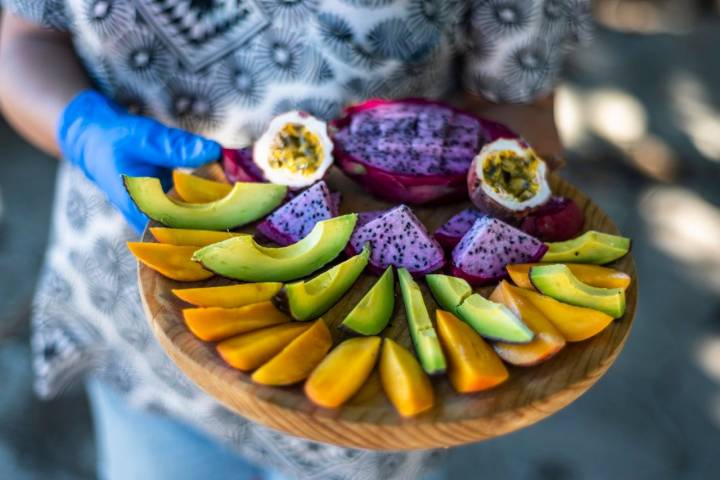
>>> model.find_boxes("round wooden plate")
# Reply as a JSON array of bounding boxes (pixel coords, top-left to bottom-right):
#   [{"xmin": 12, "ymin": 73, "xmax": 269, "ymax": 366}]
[{"xmin": 139, "ymin": 163, "xmax": 637, "ymax": 450}]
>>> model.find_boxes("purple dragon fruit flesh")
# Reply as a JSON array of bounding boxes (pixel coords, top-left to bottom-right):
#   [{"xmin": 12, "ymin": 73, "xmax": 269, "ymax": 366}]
[
  {"xmin": 434, "ymin": 208, "xmax": 486, "ymax": 250},
  {"xmin": 451, "ymin": 216, "xmax": 548, "ymax": 285},
  {"xmin": 330, "ymin": 192, "xmax": 342, "ymax": 216},
  {"xmin": 349, "ymin": 205, "xmax": 445, "ymax": 275},
  {"xmin": 255, "ymin": 181, "xmax": 336, "ymax": 246}
]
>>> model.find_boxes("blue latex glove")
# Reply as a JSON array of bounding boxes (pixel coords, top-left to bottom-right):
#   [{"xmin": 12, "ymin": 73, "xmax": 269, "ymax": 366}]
[{"xmin": 57, "ymin": 90, "xmax": 221, "ymax": 233}]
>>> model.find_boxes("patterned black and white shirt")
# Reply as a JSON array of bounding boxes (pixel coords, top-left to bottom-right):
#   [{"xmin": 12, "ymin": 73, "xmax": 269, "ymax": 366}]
[{"xmin": 3, "ymin": 1, "xmax": 590, "ymax": 478}]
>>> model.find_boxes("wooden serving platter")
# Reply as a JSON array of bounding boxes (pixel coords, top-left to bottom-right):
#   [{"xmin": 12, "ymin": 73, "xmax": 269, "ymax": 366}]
[{"xmin": 139, "ymin": 163, "xmax": 637, "ymax": 450}]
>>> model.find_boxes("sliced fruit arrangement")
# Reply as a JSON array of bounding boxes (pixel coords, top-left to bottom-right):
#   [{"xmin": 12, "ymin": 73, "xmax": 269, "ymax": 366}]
[
  {"xmin": 193, "ymin": 214, "xmax": 358, "ymax": 282},
  {"xmin": 397, "ymin": 268, "xmax": 447, "ymax": 375},
  {"xmin": 341, "ymin": 266, "xmax": 395, "ymax": 336},
  {"xmin": 530, "ymin": 264, "xmax": 626, "ymax": 318},
  {"xmin": 173, "ymin": 283, "xmax": 283, "ymax": 308},
  {"xmin": 542, "ymin": 230, "xmax": 631, "ymax": 264},
  {"xmin": 124, "ymin": 176, "xmax": 287, "ymax": 230},
  {"xmin": 436, "ymin": 310, "xmax": 509, "ymax": 393},
  {"xmin": 305, "ymin": 336, "xmax": 381, "ymax": 409},
  {"xmin": 507, "ymin": 263, "xmax": 631, "ymax": 290},
  {"xmin": 127, "ymin": 242, "xmax": 213, "ymax": 281},
  {"xmin": 451, "ymin": 216, "xmax": 547, "ymax": 285},
  {"xmin": 183, "ymin": 301, "xmax": 289, "ymax": 342},
  {"xmin": 348, "ymin": 205, "xmax": 445, "ymax": 275},
  {"xmin": 379, "ymin": 338, "xmax": 434, "ymax": 417},
  {"xmin": 489, "ymin": 281, "xmax": 566, "ymax": 366},
  {"xmin": 252, "ymin": 319, "xmax": 333, "ymax": 386},
  {"xmin": 149, "ymin": 227, "xmax": 244, "ymax": 247},
  {"xmin": 274, "ymin": 244, "xmax": 370, "ymax": 321},
  {"xmin": 256, "ymin": 181, "xmax": 337, "ymax": 246},
  {"xmin": 217, "ymin": 323, "xmax": 311, "ymax": 371},
  {"xmin": 434, "ymin": 208, "xmax": 485, "ymax": 250},
  {"xmin": 468, "ymin": 138, "xmax": 551, "ymax": 219},
  {"xmin": 172, "ymin": 171, "xmax": 232, "ymax": 203}
]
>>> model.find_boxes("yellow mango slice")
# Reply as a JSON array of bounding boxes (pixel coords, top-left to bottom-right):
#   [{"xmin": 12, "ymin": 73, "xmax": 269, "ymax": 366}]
[
  {"xmin": 305, "ymin": 336, "xmax": 381, "ymax": 409},
  {"xmin": 379, "ymin": 338, "xmax": 434, "ymax": 417},
  {"xmin": 490, "ymin": 281, "xmax": 565, "ymax": 366},
  {"xmin": 172, "ymin": 171, "xmax": 232, "ymax": 203},
  {"xmin": 183, "ymin": 301, "xmax": 290, "ymax": 342},
  {"xmin": 436, "ymin": 310, "xmax": 509, "ymax": 393},
  {"xmin": 512, "ymin": 286, "xmax": 614, "ymax": 342},
  {"xmin": 507, "ymin": 263, "xmax": 631, "ymax": 290},
  {"xmin": 251, "ymin": 319, "xmax": 332, "ymax": 386},
  {"xmin": 150, "ymin": 227, "xmax": 244, "ymax": 247},
  {"xmin": 173, "ymin": 283, "xmax": 283, "ymax": 308},
  {"xmin": 217, "ymin": 323, "xmax": 311, "ymax": 371},
  {"xmin": 127, "ymin": 242, "xmax": 213, "ymax": 282}
]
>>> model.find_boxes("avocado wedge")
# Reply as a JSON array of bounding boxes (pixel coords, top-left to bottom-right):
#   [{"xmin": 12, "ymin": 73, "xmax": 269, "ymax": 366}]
[
  {"xmin": 275, "ymin": 244, "xmax": 370, "ymax": 321},
  {"xmin": 456, "ymin": 294, "xmax": 535, "ymax": 343},
  {"xmin": 397, "ymin": 268, "xmax": 446, "ymax": 375},
  {"xmin": 542, "ymin": 230, "xmax": 631, "ymax": 264},
  {"xmin": 425, "ymin": 274, "xmax": 472, "ymax": 313},
  {"xmin": 193, "ymin": 214, "xmax": 357, "ymax": 282},
  {"xmin": 530, "ymin": 264, "xmax": 626, "ymax": 318},
  {"xmin": 342, "ymin": 266, "xmax": 395, "ymax": 335},
  {"xmin": 124, "ymin": 176, "xmax": 286, "ymax": 230}
]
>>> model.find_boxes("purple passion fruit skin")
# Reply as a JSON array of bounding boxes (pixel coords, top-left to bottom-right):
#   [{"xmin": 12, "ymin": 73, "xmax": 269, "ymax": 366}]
[{"xmin": 468, "ymin": 138, "xmax": 552, "ymax": 220}]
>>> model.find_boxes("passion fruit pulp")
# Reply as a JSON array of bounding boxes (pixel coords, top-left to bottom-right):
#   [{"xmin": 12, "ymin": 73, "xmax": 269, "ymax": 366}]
[
  {"xmin": 269, "ymin": 123, "xmax": 325, "ymax": 176},
  {"xmin": 482, "ymin": 149, "xmax": 541, "ymax": 202}
]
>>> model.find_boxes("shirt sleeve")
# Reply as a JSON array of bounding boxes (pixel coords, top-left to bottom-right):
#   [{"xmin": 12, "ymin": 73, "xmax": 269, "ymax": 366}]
[
  {"xmin": 462, "ymin": 0, "xmax": 591, "ymax": 103},
  {"xmin": 1, "ymin": 0, "xmax": 69, "ymax": 30}
]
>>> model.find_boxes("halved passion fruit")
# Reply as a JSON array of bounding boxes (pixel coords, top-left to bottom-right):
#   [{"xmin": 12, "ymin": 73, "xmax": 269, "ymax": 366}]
[
  {"xmin": 468, "ymin": 138, "xmax": 551, "ymax": 219},
  {"xmin": 253, "ymin": 111, "xmax": 333, "ymax": 188}
]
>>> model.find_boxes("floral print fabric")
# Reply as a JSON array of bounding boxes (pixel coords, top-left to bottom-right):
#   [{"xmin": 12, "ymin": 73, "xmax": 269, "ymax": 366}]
[{"xmin": 2, "ymin": 0, "xmax": 590, "ymax": 477}]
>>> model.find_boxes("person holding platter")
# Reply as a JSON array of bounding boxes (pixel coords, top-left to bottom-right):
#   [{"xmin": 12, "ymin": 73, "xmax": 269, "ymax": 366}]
[{"xmin": 0, "ymin": 1, "xmax": 590, "ymax": 479}]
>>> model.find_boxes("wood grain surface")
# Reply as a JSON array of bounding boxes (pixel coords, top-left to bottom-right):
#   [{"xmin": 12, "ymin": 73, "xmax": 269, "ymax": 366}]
[{"xmin": 138, "ymin": 163, "xmax": 638, "ymax": 450}]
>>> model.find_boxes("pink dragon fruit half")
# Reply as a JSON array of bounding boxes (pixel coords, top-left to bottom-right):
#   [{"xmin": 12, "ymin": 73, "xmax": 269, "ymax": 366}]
[
  {"xmin": 451, "ymin": 216, "xmax": 548, "ymax": 285},
  {"xmin": 331, "ymin": 98, "xmax": 518, "ymax": 205},
  {"xmin": 255, "ymin": 181, "xmax": 336, "ymax": 246},
  {"xmin": 348, "ymin": 205, "xmax": 445, "ymax": 275},
  {"xmin": 434, "ymin": 208, "xmax": 486, "ymax": 250},
  {"xmin": 222, "ymin": 147, "xmax": 266, "ymax": 183}
]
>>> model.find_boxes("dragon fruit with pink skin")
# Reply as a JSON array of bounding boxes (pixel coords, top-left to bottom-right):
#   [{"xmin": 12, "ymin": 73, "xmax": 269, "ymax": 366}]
[
  {"xmin": 331, "ymin": 98, "xmax": 518, "ymax": 205},
  {"xmin": 222, "ymin": 147, "xmax": 266, "ymax": 183},
  {"xmin": 434, "ymin": 208, "xmax": 486, "ymax": 250},
  {"xmin": 255, "ymin": 181, "xmax": 336, "ymax": 246},
  {"xmin": 348, "ymin": 205, "xmax": 445, "ymax": 275},
  {"xmin": 452, "ymin": 216, "xmax": 548, "ymax": 285},
  {"xmin": 519, "ymin": 196, "xmax": 583, "ymax": 242}
]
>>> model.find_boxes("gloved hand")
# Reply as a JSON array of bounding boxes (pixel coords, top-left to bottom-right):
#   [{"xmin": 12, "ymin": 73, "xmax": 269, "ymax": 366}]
[{"xmin": 57, "ymin": 90, "xmax": 221, "ymax": 233}]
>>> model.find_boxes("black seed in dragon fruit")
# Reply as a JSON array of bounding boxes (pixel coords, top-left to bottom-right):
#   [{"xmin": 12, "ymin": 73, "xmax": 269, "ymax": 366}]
[
  {"xmin": 348, "ymin": 205, "xmax": 445, "ymax": 275},
  {"xmin": 331, "ymin": 98, "xmax": 518, "ymax": 205},
  {"xmin": 434, "ymin": 208, "xmax": 486, "ymax": 250},
  {"xmin": 451, "ymin": 216, "xmax": 548, "ymax": 285},
  {"xmin": 255, "ymin": 181, "xmax": 335, "ymax": 246}
]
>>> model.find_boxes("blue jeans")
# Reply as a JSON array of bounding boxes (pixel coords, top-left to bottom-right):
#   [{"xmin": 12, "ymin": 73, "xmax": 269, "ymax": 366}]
[{"xmin": 86, "ymin": 379, "xmax": 282, "ymax": 480}]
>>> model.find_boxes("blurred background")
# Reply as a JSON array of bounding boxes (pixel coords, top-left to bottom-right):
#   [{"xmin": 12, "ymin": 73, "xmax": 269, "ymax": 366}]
[{"xmin": 2, "ymin": 0, "xmax": 720, "ymax": 478}]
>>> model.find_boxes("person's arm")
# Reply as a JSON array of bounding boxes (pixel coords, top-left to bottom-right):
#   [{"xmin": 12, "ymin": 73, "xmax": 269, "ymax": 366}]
[{"xmin": 0, "ymin": 11, "xmax": 91, "ymax": 156}]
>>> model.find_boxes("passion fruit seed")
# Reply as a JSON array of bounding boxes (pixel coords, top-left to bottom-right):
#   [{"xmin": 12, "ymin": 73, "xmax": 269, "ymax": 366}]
[
  {"xmin": 482, "ymin": 150, "xmax": 539, "ymax": 202},
  {"xmin": 269, "ymin": 123, "xmax": 324, "ymax": 176}
]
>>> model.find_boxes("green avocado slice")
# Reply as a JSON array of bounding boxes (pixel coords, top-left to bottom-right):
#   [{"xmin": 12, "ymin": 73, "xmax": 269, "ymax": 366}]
[
  {"xmin": 124, "ymin": 176, "xmax": 286, "ymax": 230},
  {"xmin": 455, "ymin": 294, "xmax": 534, "ymax": 344},
  {"xmin": 397, "ymin": 268, "xmax": 446, "ymax": 375},
  {"xmin": 341, "ymin": 266, "xmax": 395, "ymax": 335},
  {"xmin": 193, "ymin": 214, "xmax": 357, "ymax": 282},
  {"xmin": 542, "ymin": 230, "xmax": 631, "ymax": 264},
  {"xmin": 277, "ymin": 244, "xmax": 371, "ymax": 321},
  {"xmin": 530, "ymin": 264, "xmax": 626, "ymax": 318},
  {"xmin": 425, "ymin": 274, "xmax": 472, "ymax": 313}
]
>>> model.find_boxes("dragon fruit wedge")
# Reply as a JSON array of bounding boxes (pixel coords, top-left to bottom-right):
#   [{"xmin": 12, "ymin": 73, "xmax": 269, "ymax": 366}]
[
  {"xmin": 434, "ymin": 208, "xmax": 486, "ymax": 250},
  {"xmin": 222, "ymin": 147, "xmax": 266, "ymax": 183},
  {"xmin": 331, "ymin": 98, "xmax": 517, "ymax": 205},
  {"xmin": 255, "ymin": 181, "xmax": 336, "ymax": 246},
  {"xmin": 519, "ymin": 196, "xmax": 583, "ymax": 242},
  {"xmin": 348, "ymin": 205, "xmax": 445, "ymax": 275},
  {"xmin": 330, "ymin": 192, "xmax": 342, "ymax": 216},
  {"xmin": 451, "ymin": 216, "xmax": 548, "ymax": 285}
]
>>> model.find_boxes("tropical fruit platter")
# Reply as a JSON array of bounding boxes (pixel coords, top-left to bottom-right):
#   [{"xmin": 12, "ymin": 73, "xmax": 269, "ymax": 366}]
[{"xmin": 130, "ymin": 99, "xmax": 637, "ymax": 450}]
